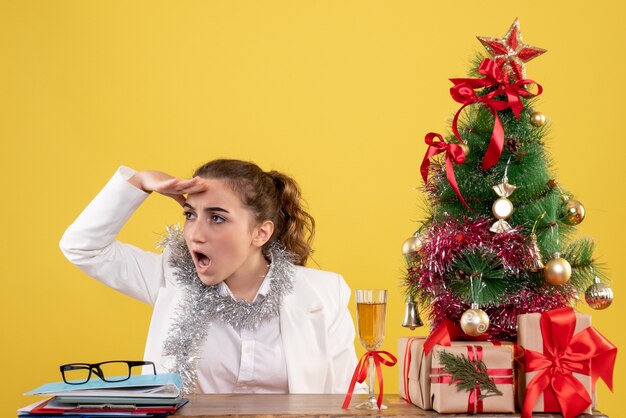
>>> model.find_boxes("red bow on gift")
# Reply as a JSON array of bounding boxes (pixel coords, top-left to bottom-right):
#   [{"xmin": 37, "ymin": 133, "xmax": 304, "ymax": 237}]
[
  {"xmin": 522, "ymin": 307, "xmax": 617, "ymax": 418},
  {"xmin": 342, "ymin": 350, "xmax": 397, "ymax": 410},
  {"xmin": 450, "ymin": 58, "xmax": 542, "ymax": 170},
  {"xmin": 420, "ymin": 132, "xmax": 469, "ymax": 209},
  {"xmin": 423, "ymin": 319, "xmax": 465, "ymax": 355},
  {"xmin": 423, "ymin": 319, "xmax": 498, "ymax": 355}
]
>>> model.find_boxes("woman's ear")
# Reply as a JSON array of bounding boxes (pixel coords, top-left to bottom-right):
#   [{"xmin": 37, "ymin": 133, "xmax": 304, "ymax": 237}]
[{"xmin": 252, "ymin": 220, "xmax": 275, "ymax": 247}]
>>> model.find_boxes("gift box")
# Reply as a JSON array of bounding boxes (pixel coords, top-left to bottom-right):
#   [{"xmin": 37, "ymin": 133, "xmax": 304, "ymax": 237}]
[
  {"xmin": 430, "ymin": 343, "xmax": 516, "ymax": 413},
  {"xmin": 398, "ymin": 336, "xmax": 515, "ymax": 412},
  {"xmin": 398, "ymin": 337, "xmax": 431, "ymax": 409},
  {"xmin": 517, "ymin": 308, "xmax": 617, "ymax": 418},
  {"xmin": 518, "ymin": 310, "xmax": 592, "ymax": 415}
]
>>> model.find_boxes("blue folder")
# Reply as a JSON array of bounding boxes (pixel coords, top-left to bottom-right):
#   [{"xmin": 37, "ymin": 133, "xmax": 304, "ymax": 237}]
[{"xmin": 25, "ymin": 373, "xmax": 183, "ymax": 398}]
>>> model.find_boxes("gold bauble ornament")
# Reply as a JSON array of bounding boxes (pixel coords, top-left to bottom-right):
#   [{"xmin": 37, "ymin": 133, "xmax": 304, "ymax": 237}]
[
  {"xmin": 562, "ymin": 199, "xmax": 585, "ymax": 225},
  {"xmin": 543, "ymin": 255, "xmax": 572, "ymax": 285},
  {"xmin": 530, "ymin": 112, "xmax": 546, "ymax": 127},
  {"xmin": 492, "ymin": 197, "xmax": 514, "ymax": 219},
  {"xmin": 460, "ymin": 143, "xmax": 470, "ymax": 157},
  {"xmin": 585, "ymin": 277, "xmax": 614, "ymax": 310},
  {"xmin": 460, "ymin": 305, "xmax": 490, "ymax": 337},
  {"xmin": 402, "ymin": 235, "xmax": 423, "ymax": 263}
]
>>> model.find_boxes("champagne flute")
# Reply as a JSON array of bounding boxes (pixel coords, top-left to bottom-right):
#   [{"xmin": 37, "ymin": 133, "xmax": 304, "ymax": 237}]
[{"xmin": 355, "ymin": 289, "xmax": 387, "ymax": 409}]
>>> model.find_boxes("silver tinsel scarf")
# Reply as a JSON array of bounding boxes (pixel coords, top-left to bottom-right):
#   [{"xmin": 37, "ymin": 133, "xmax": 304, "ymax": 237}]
[{"xmin": 158, "ymin": 225, "xmax": 296, "ymax": 393}]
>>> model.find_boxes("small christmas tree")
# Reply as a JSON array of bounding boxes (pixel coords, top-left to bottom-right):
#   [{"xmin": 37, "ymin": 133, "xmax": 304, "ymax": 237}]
[{"xmin": 403, "ymin": 19, "xmax": 614, "ymax": 341}]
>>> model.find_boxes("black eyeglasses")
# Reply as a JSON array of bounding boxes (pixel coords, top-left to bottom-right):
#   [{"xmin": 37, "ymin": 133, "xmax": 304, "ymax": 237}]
[{"xmin": 60, "ymin": 360, "xmax": 156, "ymax": 385}]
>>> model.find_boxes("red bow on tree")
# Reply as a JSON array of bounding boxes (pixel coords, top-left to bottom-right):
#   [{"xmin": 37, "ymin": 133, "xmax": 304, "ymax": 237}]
[
  {"xmin": 522, "ymin": 308, "xmax": 617, "ymax": 418},
  {"xmin": 449, "ymin": 58, "xmax": 542, "ymax": 170},
  {"xmin": 420, "ymin": 132, "xmax": 469, "ymax": 209}
]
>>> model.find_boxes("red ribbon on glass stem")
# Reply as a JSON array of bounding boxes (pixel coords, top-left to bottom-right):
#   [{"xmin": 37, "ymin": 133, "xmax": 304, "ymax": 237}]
[
  {"xmin": 342, "ymin": 350, "xmax": 397, "ymax": 410},
  {"xmin": 420, "ymin": 132, "xmax": 469, "ymax": 209},
  {"xmin": 449, "ymin": 58, "xmax": 542, "ymax": 170},
  {"xmin": 522, "ymin": 307, "xmax": 617, "ymax": 418}
]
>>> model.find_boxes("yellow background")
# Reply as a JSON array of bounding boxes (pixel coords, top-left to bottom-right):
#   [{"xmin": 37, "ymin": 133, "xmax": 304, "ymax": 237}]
[{"xmin": 2, "ymin": 1, "xmax": 624, "ymax": 416}]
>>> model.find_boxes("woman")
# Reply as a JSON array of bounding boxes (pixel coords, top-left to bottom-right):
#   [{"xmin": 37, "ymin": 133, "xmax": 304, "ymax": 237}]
[{"xmin": 60, "ymin": 160, "xmax": 360, "ymax": 394}]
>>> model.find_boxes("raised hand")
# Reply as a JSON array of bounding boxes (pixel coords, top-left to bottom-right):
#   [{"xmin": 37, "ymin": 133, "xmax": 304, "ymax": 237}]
[{"xmin": 128, "ymin": 170, "xmax": 209, "ymax": 206}]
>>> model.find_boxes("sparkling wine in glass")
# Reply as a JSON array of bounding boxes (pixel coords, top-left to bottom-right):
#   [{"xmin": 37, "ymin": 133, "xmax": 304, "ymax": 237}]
[{"xmin": 355, "ymin": 289, "xmax": 387, "ymax": 409}]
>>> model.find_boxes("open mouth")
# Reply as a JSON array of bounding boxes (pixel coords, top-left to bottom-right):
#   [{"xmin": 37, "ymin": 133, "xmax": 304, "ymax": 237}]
[{"xmin": 193, "ymin": 250, "xmax": 212, "ymax": 274}]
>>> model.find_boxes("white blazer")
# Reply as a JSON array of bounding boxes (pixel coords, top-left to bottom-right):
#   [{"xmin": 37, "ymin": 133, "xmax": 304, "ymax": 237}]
[{"xmin": 59, "ymin": 167, "xmax": 361, "ymax": 394}]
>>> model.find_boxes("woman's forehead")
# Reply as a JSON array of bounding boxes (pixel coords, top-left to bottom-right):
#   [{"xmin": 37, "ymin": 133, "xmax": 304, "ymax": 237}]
[{"xmin": 185, "ymin": 178, "xmax": 244, "ymax": 210}]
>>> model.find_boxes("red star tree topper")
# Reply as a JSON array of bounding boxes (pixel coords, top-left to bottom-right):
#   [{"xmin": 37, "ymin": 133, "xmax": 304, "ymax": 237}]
[{"xmin": 477, "ymin": 18, "xmax": 546, "ymax": 81}]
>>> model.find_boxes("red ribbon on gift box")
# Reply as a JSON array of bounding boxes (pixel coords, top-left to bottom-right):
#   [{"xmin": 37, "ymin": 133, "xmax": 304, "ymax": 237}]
[
  {"xmin": 423, "ymin": 319, "xmax": 487, "ymax": 355},
  {"xmin": 521, "ymin": 307, "xmax": 617, "ymax": 418},
  {"xmin": 431, "ymin": 345, "xmax": 514, "ymax": 413},
  {"xmin": 401, "ymin": 338, "xmax": 421, "ymax": 404},
  {"xmin": 424, "ymin": 320, "xmax": 464, "ymax": 355},
  {"xmin": 449, "ymin": 58, "xmax": 542, "ymax": 171},
  {"xmin": 342, "ymin": 350, "xmax": 397, "ymax": 410}
]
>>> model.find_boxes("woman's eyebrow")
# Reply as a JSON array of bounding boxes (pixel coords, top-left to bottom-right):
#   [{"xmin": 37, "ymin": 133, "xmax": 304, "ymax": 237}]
[
  {"xmin": 183, "ymin": 203, "xmax": 230, "ymax": 214},
  {"xmin": 205, "ymin": 207, "xmax": 230, "ymax": 214}
]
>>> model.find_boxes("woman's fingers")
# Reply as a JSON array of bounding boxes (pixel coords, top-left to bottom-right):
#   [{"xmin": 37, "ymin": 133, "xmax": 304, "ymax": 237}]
[
  {"xmin": 154, "ymin": 177, "xmax": 182, "ymax": 192},
  {"xmin": 178, "ymin": 177, "xmax": 210, "ymax": 194},
  {"xmin": 130, "ymin": 171, "xmax": 209, "ymax": 207},
  {"xmin": 158, "ymin": 177, "xmax": 205, "ymax": 193},
  {"xmin": 155, "ymin": 177, "xmax": 209, "ymax": 205}
]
